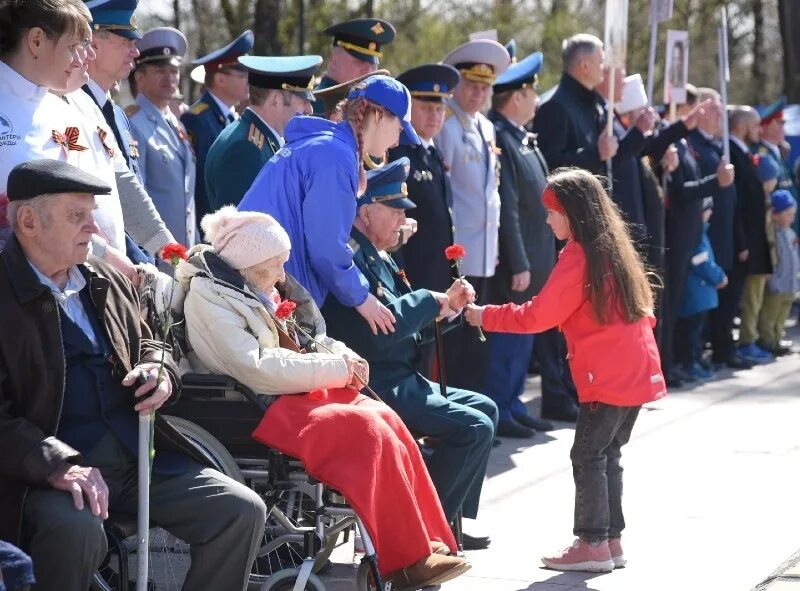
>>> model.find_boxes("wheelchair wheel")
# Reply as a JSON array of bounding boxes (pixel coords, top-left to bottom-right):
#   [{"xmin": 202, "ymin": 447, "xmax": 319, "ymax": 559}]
[
  {"xmin": 261, "ymin": 568, "xmax": 326, "ymax": 591},
  {"xmin": 356, "ymin": 560, "xmax": 380, "ymax": 591},
  {"xmin": 164, "ymin": 415, "xmax": 245, "ymax": 482}
]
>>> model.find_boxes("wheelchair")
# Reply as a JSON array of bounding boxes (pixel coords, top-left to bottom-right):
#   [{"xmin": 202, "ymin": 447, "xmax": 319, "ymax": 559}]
[{"xmin": 91, "ymin": 372, "xmax": 385, "ymax": 591}]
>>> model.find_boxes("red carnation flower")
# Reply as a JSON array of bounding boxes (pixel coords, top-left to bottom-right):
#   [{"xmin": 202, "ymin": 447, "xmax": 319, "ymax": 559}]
[
  {"xmin": 445, "ymin": 244, "xmax": 466, "ymax": 261},
  {"xmin": 751, "ymin": 153, "xmax": 760, "ymax": 167},
  {"xmin": 275, "ymin": 300, "xmax": 297, "ymax": 321},
  {"xmin": 161, "ymin": 243, "xmax": 188, "ymax": 264}
]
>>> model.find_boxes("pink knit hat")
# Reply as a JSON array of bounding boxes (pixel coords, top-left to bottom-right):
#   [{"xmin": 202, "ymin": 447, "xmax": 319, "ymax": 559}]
[{"xmin": 201, "ymin": 206, "xmax": 291, "ymax": 269}]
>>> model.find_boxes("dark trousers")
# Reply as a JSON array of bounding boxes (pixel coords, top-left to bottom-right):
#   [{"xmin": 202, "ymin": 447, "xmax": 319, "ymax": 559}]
[
  {"xmin": 674, "ymin": 312, "xmax": 708, "ymax": 368},
  {"xmin": 570, "ymin": 403, "xmax": 641, "ymax": 541},
  {"xmin": 443, "ymin": 275, "xmax": 489, "ymax": 393},
  {"xmin": 534, "ymin": 328, "xmax": 579, "ymax": 412},
  {"xmin": 387, "ymin": 380, "xmax": 498, "ymax": 521},
  {"xmin": 709, "ymin": 262, "xmax": 746, "ymax": 363},
  {"xmin": 661, "ymin": 243, "xmax": 693, "ymax": 376},
  {"xmin": 22, "ymin": 432, "xmax": 266, "ymax": 591},
  {"xmin": 484, "ymin": 332, "xmax": 535, "ymax": 422}
]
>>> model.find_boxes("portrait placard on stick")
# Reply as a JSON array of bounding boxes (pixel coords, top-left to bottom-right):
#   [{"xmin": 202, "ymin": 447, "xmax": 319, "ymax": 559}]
[
  {"xmin": 647, "ymin": 0, "xmax": 674, "ymax": 104},
  {"xmin": 663, "ymin": 30, "xmax": 689, "ymax": 106}
]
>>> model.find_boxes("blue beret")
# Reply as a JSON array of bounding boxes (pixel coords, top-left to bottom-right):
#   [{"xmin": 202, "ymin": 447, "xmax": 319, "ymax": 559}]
[
  {"xmin": 771, "ymin": 189, "xmax": 797, "ymax": 213},
  {"xmin": 358, "ymin": 157, "xmax": 414, "ymax": 208}
]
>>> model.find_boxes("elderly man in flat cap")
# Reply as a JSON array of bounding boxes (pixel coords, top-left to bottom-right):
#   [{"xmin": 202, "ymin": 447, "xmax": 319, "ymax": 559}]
[{"xmin": 0, "ymin": 160, "xmax": 265, "ymax": 591}]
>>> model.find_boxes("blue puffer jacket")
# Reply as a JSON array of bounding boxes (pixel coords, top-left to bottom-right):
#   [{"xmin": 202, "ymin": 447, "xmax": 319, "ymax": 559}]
[
  {"xmin": 238, "ymin": 115, "xmax": 369, "ymax": 308},
  {"xmin": 679, "ymin": 223, "xmax": 726, "ymax": 317}
]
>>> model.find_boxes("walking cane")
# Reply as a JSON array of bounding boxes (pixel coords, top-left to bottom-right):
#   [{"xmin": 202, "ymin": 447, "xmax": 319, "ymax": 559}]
[{"xmin": 137, "ymin": 412, "xmax": 151, "ymax": 591}]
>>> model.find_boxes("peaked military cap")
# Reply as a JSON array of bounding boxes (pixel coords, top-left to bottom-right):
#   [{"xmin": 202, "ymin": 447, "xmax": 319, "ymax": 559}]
[
  {"xmin": 192, "ymin": 30, "xmax": 254, "ymax": 74},
  {"xmin": 758, "ymin": 96, "xmax": 787, "ymax": 125},
  {"xmin": 84, "ymin": 0, "xmax": 141, "ymax": 39},
  {"xmin": 397, "ymin": 64, "xmax": 460, "ymax": 103},
  {"xmin": 312, "ymin": 70, "xmax": 390, "ymax": 118},
  {"xmin": 493, "ymin": 51, "xmax": 543, "ymax": 94},
  {"xmin": 358, "ymin": 157, "xmax": 414, "ymax": 208},
  {"xmin": 505, "ymin": 39, "xmax": 518, "ymax": 63},
  {"xmin": 443, "ymin": 39, "xmax": 510, "ymax": 85},
  {"xmin": 238, "ymin": 55, "xmax": 323, "ymax": 101},
  {"xmin": 7, "ymin": 160, "xmax": 111, "ymax": 202},
  {"xmin": 324, "ymin": 18, "xmax": 396, "ymax": 65},
  {"xmin": 135, "ymin": 27, "xmax": 187, "ymax": 67}
]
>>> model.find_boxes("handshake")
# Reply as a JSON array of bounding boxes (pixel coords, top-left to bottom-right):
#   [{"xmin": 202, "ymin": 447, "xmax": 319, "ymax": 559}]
[{"xmin": 431, "ymin": 278, "xmax": 478, "ymax": 318}]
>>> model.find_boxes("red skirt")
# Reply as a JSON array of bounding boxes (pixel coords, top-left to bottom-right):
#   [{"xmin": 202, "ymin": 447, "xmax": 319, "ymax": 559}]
[{"xmin": 251, "ymin": 387, "xmax": 456, "ymax": 575}]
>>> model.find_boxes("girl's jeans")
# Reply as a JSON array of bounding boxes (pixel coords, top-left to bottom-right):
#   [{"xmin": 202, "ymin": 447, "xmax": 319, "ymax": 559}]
[{"xmin": 571, "ymin": 402, "xmax": 641, "ymax": 542}]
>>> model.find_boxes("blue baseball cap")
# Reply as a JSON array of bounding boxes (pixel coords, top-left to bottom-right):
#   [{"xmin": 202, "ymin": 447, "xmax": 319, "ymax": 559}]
[
  {"xmin": 358, "ymin": 157, "xmax": 415, "ymax": 208},
  {"xmin": 348, "ymin": 75, "xmax": 420, "ymax": 145},
  {"xmin": 771, "ymin": 189, "xmax": 797, "ymax": 213}
]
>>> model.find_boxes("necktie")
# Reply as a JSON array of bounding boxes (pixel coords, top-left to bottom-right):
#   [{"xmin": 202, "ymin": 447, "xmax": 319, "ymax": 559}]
[{"xmin": 101, "ymin": 99, "xmax": 128, "ymax": 166}]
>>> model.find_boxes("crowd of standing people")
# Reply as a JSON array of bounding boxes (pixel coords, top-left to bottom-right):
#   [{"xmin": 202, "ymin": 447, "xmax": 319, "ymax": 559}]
[{"xmin": 0, "ymin": 0, "xmax": 798, "ymax": 589}]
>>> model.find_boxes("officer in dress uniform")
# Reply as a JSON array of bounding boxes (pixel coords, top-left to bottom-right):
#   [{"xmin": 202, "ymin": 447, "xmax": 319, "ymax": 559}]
[
  {"xmin": 484, "ymin": 50, "xmax": 557, "ymax": 437},
  {"xmin": 312, "ymin": 18, "xmax": 396, "ymax": 116},
  {"xmin": 127, "ymin": 27, "xmax": 196, "ymax": 247},
  {"xmin": 322, "ymin": 158, "xmax": 497, "ymax": 551},
  {"xmin": 757, "ymin": 97, "xmax": 799, "ymax": 232},
  {"xmin": 181, "ymin": 30, "xmax": 254, "ymax": 225},
  {"xmin": 205, "ymin": 55, "xmax": 322, "ymax": 210},
  {"xmin": 435, "ymin": 39, "xmax": 510, "ymax": 393},
  {"xmin": 387, "ymin": 63, "xmax": 460, "ymax": 375}
]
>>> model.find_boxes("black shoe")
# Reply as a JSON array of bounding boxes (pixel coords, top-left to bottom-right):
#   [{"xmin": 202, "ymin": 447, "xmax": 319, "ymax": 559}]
[
  {"xmin": 512, "ymin": 413, "xmax": 554, "ymax": 431},
  {"xmin": 541, "ymin": 404, "xmax": 579, "ymax": 423},
  {"xmin": 496, "ymin": 419, "xmax": 535, "ymax": 438},
  {"xmin": 461, "ymin": 532, "xmax": 491, "ymax": 550},
  {"xmin": 665, "ymin": 372, "xmax": 684, "ymax": 388},
  {"xmin": 671, "ymin": 367, "xmax": 697, "ymax": 383},
  {"xmin": 492, "ymin": 438, "xmax": 502, "ymax": 447},
  {"xmin": 723, "ymin": 354, "xmax": 754, "ymax": 370}
]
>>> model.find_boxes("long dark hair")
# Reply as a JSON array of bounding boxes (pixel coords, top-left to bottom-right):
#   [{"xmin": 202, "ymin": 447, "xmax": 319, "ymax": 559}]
[
  {"xmin": 547, "ymin": 168, "xmax": 655, "ymax": 324},
  {"xmin": 0, "ymin": 0, "xmax": 90, "ymax": 58}
]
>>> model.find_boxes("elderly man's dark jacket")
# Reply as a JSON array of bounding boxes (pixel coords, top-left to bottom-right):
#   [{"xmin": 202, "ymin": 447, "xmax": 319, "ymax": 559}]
[
  {"xmin": 488, "ymin": 109, "xmax": 555, "ymax": 304},
  {"xmin": 0, "ymin": 236, "xmax": 204, "ymax": 545},
  {"xmin": 531, "ymin": 72, "xmax": 606, "ymax": 174},
  {"xmin": 730, "ymin": 140, "xmax": 773, "ymax": 275}
]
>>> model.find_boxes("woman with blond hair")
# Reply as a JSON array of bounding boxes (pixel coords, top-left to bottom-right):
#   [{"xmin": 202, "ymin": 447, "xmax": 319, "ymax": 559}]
[{"xmin": 237, "ymin": 75, "xmax": 420, "ymax": 336}]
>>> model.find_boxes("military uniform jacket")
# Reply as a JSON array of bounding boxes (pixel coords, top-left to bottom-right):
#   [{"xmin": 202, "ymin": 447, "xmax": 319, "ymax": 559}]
[
  {"xmin": 322, "ymin": 228, "xmax": 457, "ymax": 395},
  {"xmin": 488, "ymin": 110, "xmax": 555, "ymax": 304},
  {"xmin": 435, "ymin": 99, "xmax": 501, "ymax": 278},
  {"xmin": 205, "ymin": 107, "xmax": 281, "ymax": 210},
  {"xmin": 687, "ymin": 129, "xmax": 740, "ymax": 270},
  {"xmin": 128, "ymin": 94, "xmax": 196, "ymax": 246},
  {"xmin": 181, "ymin": 90, "xmax": 232, "ymax": 223},
  {"xmin": 388, "ymin": 142, "xmax": 455, "ymax": 293}
]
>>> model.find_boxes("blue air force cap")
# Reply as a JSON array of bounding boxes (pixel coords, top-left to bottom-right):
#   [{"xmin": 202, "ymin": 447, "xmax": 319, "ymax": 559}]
[
  {"xmin": 135, "ymin": 27, "xmax": 186, "ymax": 67},
  {"xmin": 397, "ymin": 64, "xmax": 460, "ymax": 103},
  {"xmin": 358, "ymin": 157, "xmax": 414, "ymax": 208},
  {"xmin": 758, "ymin": 96, "xmax": 787, "ymax": 125},
  {"xmin": 192, "ymin": 30, "xmax": 254, "ymax": 74},
  {"xmin": 505, "ymin": 39, "xmax": 518, "ymax": 63},
  {"xmin": 238, "ymin": 55, "xmax": 322, "ymax": 101},
  {"xmin": 7, "ymin": 160, "xmax": 111, "ymax": 202},
  {"xmin": 348, "ymin": 75, "xmax": 420, "ymax": 145},
  {"xmin": 85, "ymin": 0, "xmax": 141, "ymax": 39},
  {"xmin": 493, "ymin": 51, "xmax": 543, "ymax": 94},
  {"xmin": 324, "ymin": 18, "xmax": 396, "ymax": 65}
]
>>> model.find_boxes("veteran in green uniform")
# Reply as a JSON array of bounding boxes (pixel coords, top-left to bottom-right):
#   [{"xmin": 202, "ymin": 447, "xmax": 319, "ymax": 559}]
[
  {"xmin": 205, "ymin": 55, "xmax": 322, "ymax": 211},
  {"xmin": 322, "ymin": 159, "xmax": 498, "ymax": 549}
]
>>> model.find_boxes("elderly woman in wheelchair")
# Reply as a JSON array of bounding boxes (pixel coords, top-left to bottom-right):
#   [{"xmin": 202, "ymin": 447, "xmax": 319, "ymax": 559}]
[{"xmin": 176, "ymin": 206, "xmax": 471, "ymax": 590}]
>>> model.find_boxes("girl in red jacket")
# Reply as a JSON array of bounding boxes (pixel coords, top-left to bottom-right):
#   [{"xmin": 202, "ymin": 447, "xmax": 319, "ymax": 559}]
[{"xmin": 466, "ymin": 168, "xmax": 666, "ymax": 573}]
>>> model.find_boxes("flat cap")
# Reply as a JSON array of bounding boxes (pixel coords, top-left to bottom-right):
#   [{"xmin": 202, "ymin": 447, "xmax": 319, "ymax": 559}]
[{"xmin": 7, "ymin": 160, "xmax": 111, "ymax": 202}]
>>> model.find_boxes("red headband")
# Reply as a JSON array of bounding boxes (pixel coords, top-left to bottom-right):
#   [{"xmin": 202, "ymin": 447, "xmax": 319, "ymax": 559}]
[{"xmin": 542, "ymin": 186, "xmax": 565, "ymax": 214}]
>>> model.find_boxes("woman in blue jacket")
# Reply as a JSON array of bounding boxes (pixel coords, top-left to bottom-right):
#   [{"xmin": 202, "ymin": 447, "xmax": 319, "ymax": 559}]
[
  {"xmin": 675, "ymin": 198, "xmax": 728, "ymax": 380},
  {"xmin": 238, "ymin": 75, "xmax": 420, "ymax": 335}
]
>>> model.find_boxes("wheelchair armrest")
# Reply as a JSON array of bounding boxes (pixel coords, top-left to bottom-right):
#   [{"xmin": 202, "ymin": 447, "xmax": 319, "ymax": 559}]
[{"xmin": 181, "ymin": 373, "xmax": 269, "ymax": 412}]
